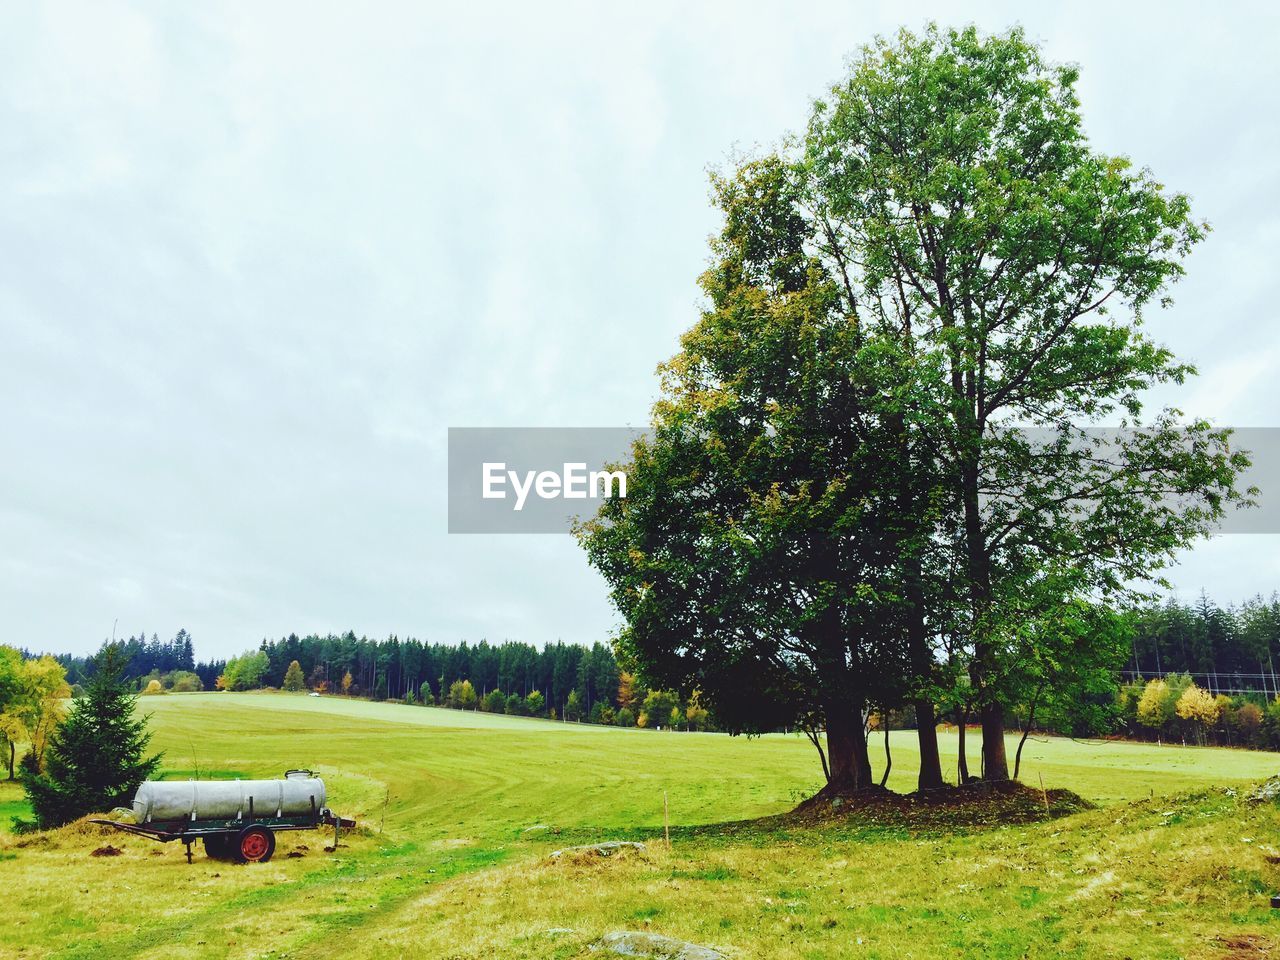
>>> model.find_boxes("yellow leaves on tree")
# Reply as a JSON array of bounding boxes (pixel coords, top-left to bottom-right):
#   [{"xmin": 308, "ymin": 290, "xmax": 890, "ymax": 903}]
[
  {"xmin": 617, "ymin": 672, "xmax": 638, "ymax": 712},
  {"xmin": 0, "ymin": 647, "xmax": 71, "ymax": 777},
  {"xmin": 1135, "ymin": 679, "xmax": 1172, "ymax": 729},
  {"xmin": 1175, "ymin": 685, "xmax": 1220, "ymax": 725}
]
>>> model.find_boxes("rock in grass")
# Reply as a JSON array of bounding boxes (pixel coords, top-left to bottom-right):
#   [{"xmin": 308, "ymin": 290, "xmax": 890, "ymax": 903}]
[
  {"xmin": 550, "ymin": 840, "xmax": 646, "ymax": 859},
  {"xmin": 596, "ymin": 930, "xmax": 725, "ymax": 959},
  {"xmin": 1249, "ymin": 776, "xmax": 1280, "ymax": 803}
]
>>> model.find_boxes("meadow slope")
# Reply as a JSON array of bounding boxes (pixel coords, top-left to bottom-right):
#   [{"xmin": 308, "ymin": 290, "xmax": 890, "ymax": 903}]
[{"xmin": 1, "ymin": 692, "xmax": 1278, "ymax": 959}]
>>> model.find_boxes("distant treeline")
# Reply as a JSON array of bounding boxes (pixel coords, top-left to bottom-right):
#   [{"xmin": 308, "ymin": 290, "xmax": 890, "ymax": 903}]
[
  {"xmin": 42, "ymin": 630, "xmax": 211, "ymax": 689},
  {"xmin": 240, "ymin": 633, "xmax": 623, "ymax": 719},
  {"xmin": 45, "ymin": 632, "xmax": 626, "ymax": 722},
  {"xmin": 33, "ymin": 591, "xmax": 1280, "ymax": 744},
  {"xmin": 1127, "ymin": 594, "xmax": 1280, "ymax": 696}
]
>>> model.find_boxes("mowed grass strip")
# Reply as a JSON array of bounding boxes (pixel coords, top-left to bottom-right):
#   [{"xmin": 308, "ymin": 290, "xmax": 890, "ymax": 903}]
[{"xmin": 1, "ymin": 692, "xmax": 1278, "ymax": 959}]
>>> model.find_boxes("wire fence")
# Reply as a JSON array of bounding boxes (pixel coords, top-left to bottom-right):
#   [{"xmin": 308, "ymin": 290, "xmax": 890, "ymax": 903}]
[{"xmin": 1118, "ymin": 670, "xmax": 1279, "ymax": 698}]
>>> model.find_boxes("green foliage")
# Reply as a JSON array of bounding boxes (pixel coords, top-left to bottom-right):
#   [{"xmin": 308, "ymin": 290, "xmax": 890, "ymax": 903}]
[
  {"xmin": 615, "ymin": 707, "xmax": 636, "ymax": 727},
  {"xmin": 446, "ymin": 679, "xmax": 477, "ymax": 710},
  {"xmin": 282, "ymin": 660, "xmax": 307, "ymax": 692},
  {"xmin": 20, "ymin": 644, "xmax": 161, "ymax": 828},
  {"xmin": 481, "ymin": 689, "xmax": 506, "ymax": 713},
  {"xmin": 685, "ymin": 691, "xmax": 711, "ymax": 732},
  {"xmin": 0, "ymin": 648, "xmax": 70, "ymax": 779},
  {"xmin": 579, "ymin": 23, "xmax": 1248, "ymax": 786},
  {"xmin": 563, "ymin": 689, "xmax": 581, "ymax": 722},
  {"xmin": 589, "ymin": 701, "xmax": 616, "ymax": 726},
  {"xmin": 166, "ymin": 671, "xmax": 203, "ymax": 692},
  {"xmin": 219, "ymin": 650, "xmax": 270, "ymax": 691},
  {"xmin": 642, "ymin": 690, "xmax": 678, "ymax": 730}
]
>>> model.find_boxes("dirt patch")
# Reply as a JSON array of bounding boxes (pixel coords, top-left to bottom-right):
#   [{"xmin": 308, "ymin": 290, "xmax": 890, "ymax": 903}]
[
  {"xmin": 91, "ymin": 845, "xmax": 124, "ymax": 857},
  {"xmin": 786, "ymin": 780, "xmax": 1092, "ymax": 829},
  {"xmin": 1213, "ymin": 933, "xmax": 1276, "ymax": 957}
]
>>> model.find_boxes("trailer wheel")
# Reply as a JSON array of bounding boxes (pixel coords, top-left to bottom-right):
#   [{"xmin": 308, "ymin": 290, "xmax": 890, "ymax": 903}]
[
  {"xmin": 203, "ymin": 834, "xmax": 232, "ymax": 860},
  {"xmin": 236, "ymin": 826, "xmax": 275, "ymax": 863}
]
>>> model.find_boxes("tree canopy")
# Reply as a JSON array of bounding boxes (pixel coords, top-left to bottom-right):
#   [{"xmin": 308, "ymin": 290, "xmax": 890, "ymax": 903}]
[
  {"xmin": 0, "ymin": 647, "xmax": 70, "ymax": 780},
  {"xmin": 579, "ymin": 24, "xmax": 1249, "ymax": 793}
]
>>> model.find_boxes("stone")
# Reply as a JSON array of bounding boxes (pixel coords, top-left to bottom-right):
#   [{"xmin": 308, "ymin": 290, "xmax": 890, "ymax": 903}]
[
  {"xmin": 1249, "ymin": 776, "xmax": 1280, "ymax": 802},
  {"xmin": 595, "ymin": 930, "xmax": 725, "ymax": 959},
  {"xmin": 550, "ymin": 840, "xmax": 646, "ymax": 859}
]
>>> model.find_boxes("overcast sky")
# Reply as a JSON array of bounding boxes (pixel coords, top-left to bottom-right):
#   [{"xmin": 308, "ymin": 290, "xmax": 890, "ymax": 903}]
[{"xmin": 3, "ymin": 2, "xmax": 1278, "ymax": 660}]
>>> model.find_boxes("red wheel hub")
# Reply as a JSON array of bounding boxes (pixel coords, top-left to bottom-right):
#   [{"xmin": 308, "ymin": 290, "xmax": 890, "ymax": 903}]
[{"xmin": 240, "ymin": 830, "xmax": 270, "ymax": 861}]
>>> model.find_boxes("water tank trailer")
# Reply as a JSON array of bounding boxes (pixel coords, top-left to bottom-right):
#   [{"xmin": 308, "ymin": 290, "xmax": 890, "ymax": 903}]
[{"xmin": 91, "ymin": 770, "xmax": 355, "ymax": 863}]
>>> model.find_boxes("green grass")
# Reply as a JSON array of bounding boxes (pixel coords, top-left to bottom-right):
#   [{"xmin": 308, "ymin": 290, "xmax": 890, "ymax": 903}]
[{"xmin": 2, "ymin": 691, "xmax": 1278, "ymax": 959}]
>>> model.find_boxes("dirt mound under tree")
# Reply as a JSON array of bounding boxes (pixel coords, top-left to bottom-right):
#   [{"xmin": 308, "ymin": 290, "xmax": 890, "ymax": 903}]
[{"xmin": 787, "ymin": 779, "xmax": 1093, "ymax": 829}]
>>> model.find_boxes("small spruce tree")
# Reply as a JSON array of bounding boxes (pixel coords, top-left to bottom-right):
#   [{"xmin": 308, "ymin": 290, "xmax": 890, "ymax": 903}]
[{"xmin": 21, "ymin": 644, "xmax": 161, "ymax": 828}]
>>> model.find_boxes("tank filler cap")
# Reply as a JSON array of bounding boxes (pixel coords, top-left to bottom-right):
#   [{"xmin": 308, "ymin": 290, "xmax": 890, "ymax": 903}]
[{"xmin": 285, "ymin": 769, "xmax": 313, "ymax": 779}]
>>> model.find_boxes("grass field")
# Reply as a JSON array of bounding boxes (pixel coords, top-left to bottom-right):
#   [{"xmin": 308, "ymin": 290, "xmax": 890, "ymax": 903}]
[{"xmin": 2, "ymin": 692, "xmax": 1279, "ymax": 959}]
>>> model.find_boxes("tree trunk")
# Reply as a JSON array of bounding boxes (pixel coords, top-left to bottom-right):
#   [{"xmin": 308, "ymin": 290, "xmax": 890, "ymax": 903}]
[
  {"xmin": 914, "ymin": 698, "xmax": 944, "ymax": 791},
  {"xmin": 879, "ymin": 718, "xmax": 892, "ymax": 789},
  {"xmin": 1013, "ymin": 683, "xmax": 1044, "ymax": 781},
  {"xmin": 891, "ymin": 403, "xmax": 946, "ymax": 793},
  {"xmin": 826, "ymin": 704, "xmax": 873, "ymax": 791},
  {"xmin": 803, "ymin": 724, "xmax": 831, "ymax": 783},
  {"xmin": 852, "ymin": 714, "xmax": 873, "ymax": 788},
  {"xmin": 980, "ymin": 701, "xmax": 1010, "ymax": 781},
  {"xmin": 960, "ymin": 455, "xmax": 1008, "ymax": 782},
  {"xmin": 7, "ymin": 740, "xmax": 14, "ymax": 781},
  {"xmin": 956, "ymin": 705, "xmax": 971, "ymax": 783}
]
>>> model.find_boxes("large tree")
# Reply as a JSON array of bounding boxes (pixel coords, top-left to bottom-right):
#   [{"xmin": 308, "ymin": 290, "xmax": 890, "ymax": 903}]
[
  {"xmin": 803, "ymin": 25, "xmax": 1248, "ymax": 777},
  {"xmin": 581, "ymin": 24, "xmax": 1248, "ymax": 791}
]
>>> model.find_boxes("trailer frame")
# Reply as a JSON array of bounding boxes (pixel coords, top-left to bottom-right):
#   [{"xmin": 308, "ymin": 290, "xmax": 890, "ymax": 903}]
[{"xmin": 91, "ymin": 800, "xmax": 355, "ymax": 863}]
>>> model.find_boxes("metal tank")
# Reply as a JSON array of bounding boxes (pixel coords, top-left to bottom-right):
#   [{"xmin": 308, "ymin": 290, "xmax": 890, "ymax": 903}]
[{"xmin": 132, "ymin": 769, "xmax": 326, "ymax": 824}]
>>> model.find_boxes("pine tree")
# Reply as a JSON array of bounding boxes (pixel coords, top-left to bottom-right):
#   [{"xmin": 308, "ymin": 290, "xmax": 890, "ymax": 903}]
[{"xmin": 21, "ymin": 644, "xmax": 161, "ymax": 828}]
